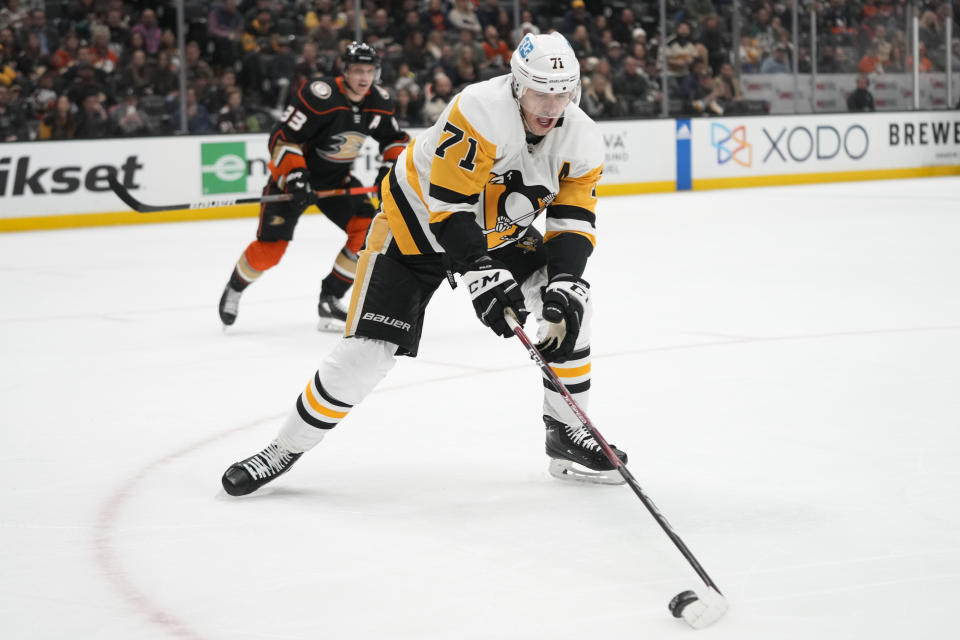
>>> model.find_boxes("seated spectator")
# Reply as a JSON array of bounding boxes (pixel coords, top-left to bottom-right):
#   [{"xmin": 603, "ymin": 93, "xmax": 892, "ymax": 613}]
[
  {"xmin": 847, "ymin": 74, "xmax": 875, "ymax": 111},
  {"xmin": 109, "ymin": 89, "xmax": 151, "ymax": 137},
  {"xmin": 477, "ymin": 0, "xmax": 501, "ymax": 30},
  {"xmin": 393, "ymin": 86, "xmax": 422, "ymax": 128},
  {"xmin": 310, "ymin": 13, "xmax": 339, "ymax": 55},
  {"xmin": 38, "ymin": 94, "xmax": 78, "ymax": 140},
  {"xmin": 570, "ymin": 24, "xmax": 594, "ymax": 59},
  {"xmin": 0, "ymin": 0, "xmax": 29, "ymax": 33},
  {"xmin": 907, "ymin": 43, "xmax": 933, "ymax": 72},
  {"xmin": 74, "ymin": 89, "xmax": 110, "ymax": 139},
  {"xmin": 665, "ymin": 22, "xmax": 699, "ymax": 77},
  {"xmin": 217, "ymin": 87, "xmax": 252, "ymax": 133},
  {"xmin": 481, "ymin": 25, "xmax": 510, "ymax": 71},
  {"xmin": 131, "ymin": 8, "xmax": 162, "ymax": 56},
  {"xmin": 208, "ymin": 0, "xmax": 244, "ymax": 67},
  {"xmin": 613, "ymin": 56, "xmax": 649, "ymax": 115},
  {"xmin": 51, "ymin": 31, "xmax": 81, "ymax": 72},
  {"xmin": 422, "ymin": 0, "xmax": 449, "ymax": 34},
  {"xmin": 16, "ymin": 31, "xmax": 48, "ymax": 81},
  {"xmin": 89, "ymin": 25, "xmax": 119, "ymax": 75},
  {"xmin": 563, "ymin": 0, "xmax": 593, "ymax": 37},
  {"xmin": 422, "ymin": 72, "xmax": 454, "ymax": 124},
  {"xmin": 120, "ymin": 49, "xmax": 155, "ymax": 96},
  {"xmin": 368, "ymin": 8, "xmax": 396, "ymax": 51},
  {"xmin": 151, "ymin": 51, "xmax": 180, "ymax": 97},
  {"xmin": 610, "ymin": 7, "xmax": 640, "ymax": 47},
  {"xmin": 581, "ymin": 71, "xmax": 623, "ymax": 119},
  {"xmin": 739, "ymin": 35, "xmax": 763, "ymax": 73},
  {"xmin": 511, "ymin": 11, "xmax": 540, "ymax": 45},
  {"xmin": 858, "ymin": 43, "xmax": 883, "ymax": 74},
  {"xmin": 28, "ymin": 68, "xmax": 58, "ymax": 117},
  {"xmin": 426, "ymin": 29, "xmax": 446, "ymax": 61},
  {"xmin": 700, "ymin": 15, "xmax": 729, "ymax": 76},
  {"xmin": 0, "ymin": 83, "xmax": 28, "ymax": 141},
  {"xmin": 685, "ymin": 0, "xmax": 716, "ymax": 24},
  {"xmin": 820, "ymin": 0, "xmax": 856, "ymax": 46},
  {"xmin": 453, "ymin": 46, "xmax": 479, "ymax": 89},
  {"xmin": 171, "ymin": 86, "xmax": 215, "ymax": 134},
  {"xmin": 712, "ymin": 62, "xmax": 745, "ymax": 112},
  {"xmin": 760, "ymin": 44, "xmax": 791, "ymax": 73},
  {"xmin": 25, "ymin": 9, "xmax": 59, "ymax": 58},
  {"xmin": 448, "ymin": 0, "xmax": 482, "ymax": 34},
  {"xmin": 104, "ymin": 7, "xmax": 130, "ymax": 58},
  {"xmin": 403, "ymin": 31, "xmax": 429, "ymax": 72},
  {"xmin": 185, "ymin": 40, "xmax": 214, "ymax": 83}
]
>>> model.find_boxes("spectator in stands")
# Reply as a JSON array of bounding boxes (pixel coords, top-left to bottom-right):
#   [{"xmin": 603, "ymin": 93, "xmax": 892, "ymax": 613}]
[
  {"xmin": 453, "ymin": 45, "xmax": 479, "ymax": 89},
  {"xmin": 171, "ymin": 86, "xmax": 215, "ymax": 134},
  {"xmin": 120, "ymin": 48, "xmax": 155, "ymax": 96},
  {"xmin": 109, "ymin": 89, "xmax": 151, "ymax": 136},
  {"xmin": 907, "ymin": 42, "xmax": 933, "ymax": 72},
  {"xmin": 425, "ymin": 29, "xmax": 446, "ymax": 61},
  {"xmin": 563, "ymin": 0, "xmax": 593, "ymax": 37},
  {"xmin": 581, "ymin": 71, "xmax": 623, "ymax": 119},
  {"xmin": 511, "ymin": 11, "xmax": 540, "ymax": 45},
  {"xmin": 833, "ymin": 46, "xmax": 857, "ymax": 72},
  {"xmin": 422, "ymin": 0, "xmax": 449, "ymax": 35},
  {"xmin": 131, "ymin": 8, "xmax": 162, "ymax": 56},
  {"xmin": 685, "ymin": 0, "xmax": 716, "ymax": 24},
  {"xmin": 713, "ymin": 61, "xmax": 745, "ymax": 112},
  {"xmin": 761, "ymin": 43, "xmax": 791, "ymax": 73},
  {"xmin": 65, "ymin": 60, "xmax": 108, "ymax": 108},
  {"xmin": 481, "ymin": 24, "xmax": 510, "ymax": 71},
  {"xmin": 613, "ymin": 56, "xmax": 650, "ymax": 115},
  {"xmin": 26, "ymin": 9, "xmax": 58, "ymax": 58},
  {"xmin": 90, "ymin": 25, "xmax": 119, "ymax": 75},
  {"xmin": 0, "ymin": 0, "xmax": 29, "ymax": 33},
  {"xmin": 403, "ymin": 30, "xmax": 428, "ymax": 72},
  {"xmin": 666, "ymin": 22, "xmax": 699, "ymax": 77},
  {"xmin": 422, "ymin": 71, "xmax": 453, "ymax": 124},
  {"xmin": 872, "ymin": 23, "xmax": 893, "ymax": 65},
  {"xmin": 750, "ymin": 6, "xmax": 776, "ymax": 57},
  {"xmin": 38, "ymin": 94, "xmax": 77, "ymax": 140},
  {"xmin": 476, "ymin": 0, "xmax": 501, "ymax": 30},
  {"xmin": 28, "ymin": 67, "xmax": 58, "ymax": 116},
  {"xmin": 606, "ymin": 40, "xmax": 625, "ymax": 70},
  {"xmin": 393, "ymin": 86, "xmax": 422, "ymax": 128},
  {"xmin": 858, "ymin": 43, "xmax": 883, "ymax": 74},
  {"xmin": 689, "ymin": 65, "xmax": 725, "ymax": 115},
  {"xmin": 367, "ymin": 8, "xmax": 396, "ymax": 51},
  {"xmin": 75, "ymin": 89, "xmax": 110, "ymax": 138},
  {"xmin": 185, "ymin": 40, "xmax": 214, "ymax": 83},
  {"xmin": 216, "ymin": 87, "xmax": 251, "ymax": 133},
  {"xmin": 16, "ymin": 31, "xmax": 47, "ymax": 81},
  {"xmin": 448, "ymin": 0, "xmax": 482, "ymax": 34},
  {"xmin": 294, "ymin": 41, "xmax": 322, "ymax": 85},
  {"xmin": 0, "ymin": 83, "xmax": 28, "ymax": 141},
  {"xmin": 310, "ymin": 13, "xmax": 339, "ymax": 55},
  {"xmin": 847, "ymin": 74, "xmax": 875, "ymax": 111},
  {"xmin": 104, "ymin": 8, "xmax": 130, "ymax": 58},
  {"xmin": 571, "ymin": 24, "xmax": 594, "ymax": 59},
  {"xmin": 610, "ymin": 7, "xmax": 640, "ymax": 47},
  {"xmin": 700, "ymin": 14, "xmax": 729, "ymax": 76},
  {"xmin": 209, "ymin": 0, "xmax": 244, "ymax": 67},
  {"xmin": 151, "ymin": 51, "xmax": 180, "ymax": 97},
  {"xmin": 917, "ymin": 10, "xmax": 941, "ymax": 56}
]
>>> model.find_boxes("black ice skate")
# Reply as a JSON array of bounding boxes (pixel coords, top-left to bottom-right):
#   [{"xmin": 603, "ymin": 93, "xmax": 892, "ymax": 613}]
[
  {"xmin": 219, "ymin": 284, "xmax": 243, "ymax": 327},
  {"xmin": 221, "ymin": 440, "xmax": 303, "ymax": 496},
  {"xmin": 544, "ymin": 415, "xmax": 627, "ymax": 485},
  {"xmin": 317, "ymin": 293, "xmax": 348, "ymax": 332}
]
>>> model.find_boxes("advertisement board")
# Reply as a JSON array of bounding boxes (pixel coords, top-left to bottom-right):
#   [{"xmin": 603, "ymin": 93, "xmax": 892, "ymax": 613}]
[
  {"xmin": 690, "ymin": 111, "xmax": 960, "ymax": 189},
  {"xmin": 0, "ymin": 119, "xmax": 676, "ymax": 230}
]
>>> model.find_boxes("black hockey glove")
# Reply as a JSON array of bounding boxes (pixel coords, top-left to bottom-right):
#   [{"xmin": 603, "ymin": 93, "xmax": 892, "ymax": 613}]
[
  {"xmin": 462, "ymin": 256, "xmax": 529, "ymax": 338},
  {"xmin": 375, "ymin": 163, "xmax": 393, "ymax": 201},
  {"xmin": 536, "ymin": 276, "xmax": 589, "ymax": 363},
  {"xmin": 283, "ymin": 168, "xmax": 315, "ymax": 211}
]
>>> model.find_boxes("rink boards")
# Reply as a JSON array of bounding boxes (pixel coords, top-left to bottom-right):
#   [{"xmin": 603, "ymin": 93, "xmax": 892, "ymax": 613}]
[{"xmin": 1, "ymin": 110, "xmax": 958, "ymax": 231}]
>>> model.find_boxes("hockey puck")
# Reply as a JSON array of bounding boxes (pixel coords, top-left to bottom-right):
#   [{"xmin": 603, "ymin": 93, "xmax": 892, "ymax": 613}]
[{"xmin": 668, "ymin": 590, "xmax": 699, "ymax": 618}]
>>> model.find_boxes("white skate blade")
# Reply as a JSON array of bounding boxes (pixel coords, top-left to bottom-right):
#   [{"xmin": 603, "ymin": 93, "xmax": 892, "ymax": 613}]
[
  {"xmin": 680, "ymin": 588, "xmax": 728, "ymax": 629},
  {"xmin": 317, "ymin": 318, "xmax": 346, "ymax": 333},
  {"xmin": 548, "ymin": 458, "xmax": 625, "ymax": 485}
]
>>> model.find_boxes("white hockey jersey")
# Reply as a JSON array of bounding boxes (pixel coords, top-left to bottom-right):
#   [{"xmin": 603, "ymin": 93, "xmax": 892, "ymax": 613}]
[{"xmin": 378, "ymin": 74, "xmax": 603, "ymax": 256}]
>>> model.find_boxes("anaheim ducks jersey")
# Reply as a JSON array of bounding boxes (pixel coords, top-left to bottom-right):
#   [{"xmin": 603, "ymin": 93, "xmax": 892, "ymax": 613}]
[
  {"xmin": 267, "ymin": 76, "xmax": 409, "ymax": 189},
  {"xmin": 380, "ymin": 74, "xmax": 602, "ymax": 275}
]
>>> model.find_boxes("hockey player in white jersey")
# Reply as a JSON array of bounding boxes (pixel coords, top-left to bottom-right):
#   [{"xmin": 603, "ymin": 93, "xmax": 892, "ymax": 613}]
[{"xmin": 221, "ymin": 32, "xmax": 628, "ymax": 496}]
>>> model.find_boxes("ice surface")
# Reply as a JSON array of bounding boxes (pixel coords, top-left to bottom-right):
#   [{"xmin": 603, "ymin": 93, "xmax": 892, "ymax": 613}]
[{"xmin": 2, "ymin": 177, "xmax": 959, "ymax": 639}]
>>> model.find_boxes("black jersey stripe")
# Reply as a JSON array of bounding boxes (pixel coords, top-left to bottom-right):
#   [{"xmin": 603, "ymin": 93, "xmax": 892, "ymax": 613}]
[
  {"xmin": 388, "ymin": 167, "xmax": 435, "ymax": 254},
  {"xmin": 314, "ymin": 372, "xmax": 353, "ymax": 409},
  {"xmin": 296, "ymin": 397, "xmax": 339, "ymax": 430},
  {"xmin": 547, "ymin": 204, "xmax": 596, "ymax": 225},
  {"xmin": 428, "ymin": 183, "xmax": 480, "ymax": 205},
  {"xmin": 542, "ymin": 378, "xmax": 591, "ymax": 395}
]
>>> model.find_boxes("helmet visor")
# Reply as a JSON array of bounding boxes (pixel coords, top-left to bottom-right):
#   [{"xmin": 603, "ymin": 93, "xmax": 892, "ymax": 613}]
[{"xmin": 518, "ymin": 86, "xmax": 576, "ymax": 118}]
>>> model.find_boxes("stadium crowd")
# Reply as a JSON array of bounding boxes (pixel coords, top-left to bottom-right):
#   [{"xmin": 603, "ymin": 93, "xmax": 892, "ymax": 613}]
[{"xmin": 0, "ymin": 0, "xmax": 957, "ymax": 141}]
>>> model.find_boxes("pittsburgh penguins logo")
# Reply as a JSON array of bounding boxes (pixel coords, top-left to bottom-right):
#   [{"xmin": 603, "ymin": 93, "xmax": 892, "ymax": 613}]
[
  {"xmin": 484, "ymin": 170, "xmax": 555, "ymax": 242},
  {"xmin": 318, "ymin": 132, "xmax": 367, "ymax": 163}
]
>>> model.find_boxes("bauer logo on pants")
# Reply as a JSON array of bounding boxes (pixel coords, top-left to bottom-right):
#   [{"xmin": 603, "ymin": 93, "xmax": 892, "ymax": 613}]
[{"xmin": 201, "ymin": 141, "xmax": 247, "ymax": 194}]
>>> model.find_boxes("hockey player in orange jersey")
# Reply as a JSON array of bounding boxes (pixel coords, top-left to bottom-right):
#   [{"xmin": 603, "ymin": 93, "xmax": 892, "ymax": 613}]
[{"xmin": 221, "ymin": 32, "xmax": 628, "ymax": 494}]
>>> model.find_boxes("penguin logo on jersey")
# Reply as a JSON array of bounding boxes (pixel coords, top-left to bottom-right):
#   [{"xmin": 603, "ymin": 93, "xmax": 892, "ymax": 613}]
[
  {"xmin": 483, "ymin": 170, "xmax": 555, "ymax": 247},
  {"xmin": 318, "ymin": 132, "xmax": 367, "ymax": 163}
]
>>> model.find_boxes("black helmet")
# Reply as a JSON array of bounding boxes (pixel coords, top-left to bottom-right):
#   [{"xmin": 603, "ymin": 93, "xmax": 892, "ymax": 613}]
[{"xmin": 342, "ymin": 41, "xmax": 378, "ymax": 69}]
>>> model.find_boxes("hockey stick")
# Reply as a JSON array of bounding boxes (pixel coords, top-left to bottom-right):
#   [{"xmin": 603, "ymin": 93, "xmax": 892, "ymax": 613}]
[
  {"xmin": 108, "ymin": 176, "xmax": 377, "ymax": 214},
  {"xmin": 505, "ymin": 313, "xmax": 728, "ymax": 629}
]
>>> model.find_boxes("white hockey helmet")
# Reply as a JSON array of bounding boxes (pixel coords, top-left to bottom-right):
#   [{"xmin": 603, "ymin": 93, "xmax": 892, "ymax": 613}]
[{"xmin": 510, "ymin": 32, "xmax": 581, "ymax": 119}]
